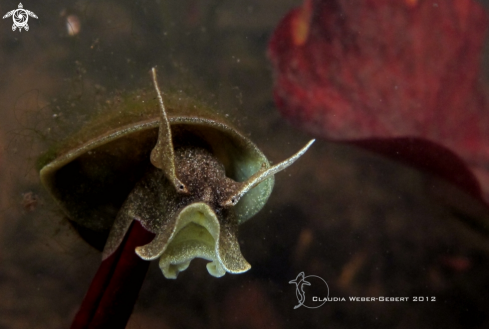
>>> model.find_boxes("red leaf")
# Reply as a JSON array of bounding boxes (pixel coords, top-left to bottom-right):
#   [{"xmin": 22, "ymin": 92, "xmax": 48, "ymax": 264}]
[{"xmin": 268, "ymin": 0, "xmax": 489, "ymax": 203}]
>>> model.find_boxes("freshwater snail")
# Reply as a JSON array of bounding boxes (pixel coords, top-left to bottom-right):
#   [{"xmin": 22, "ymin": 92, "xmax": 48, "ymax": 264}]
[{"xmin": 39, "ymin": 68, "xmax": 314, "ymax": 279}]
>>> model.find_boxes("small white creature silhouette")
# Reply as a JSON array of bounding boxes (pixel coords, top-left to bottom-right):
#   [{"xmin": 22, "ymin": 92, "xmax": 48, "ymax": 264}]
[
  {"xmin": 289, "ymin": 272, "xmax": 311, "ymax": 309},
  {"xmin": 3, "ymin": 3, "xmax": 38, "ymax": 32}
]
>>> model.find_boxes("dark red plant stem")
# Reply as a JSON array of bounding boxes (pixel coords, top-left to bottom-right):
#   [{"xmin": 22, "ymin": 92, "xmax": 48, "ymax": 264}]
[{"xmin": 71, "ymin": 221, "xmax": 155, "ymax": 329}]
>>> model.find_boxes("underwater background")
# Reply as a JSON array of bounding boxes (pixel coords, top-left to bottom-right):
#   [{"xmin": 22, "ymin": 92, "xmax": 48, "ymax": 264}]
[{"xmin": 1, "ymin": 0, "xmax": 489, "ymax": 328}]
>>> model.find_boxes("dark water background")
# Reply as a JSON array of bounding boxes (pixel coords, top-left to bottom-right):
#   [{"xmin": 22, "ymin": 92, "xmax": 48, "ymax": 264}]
[{"xmin": 1, "ymin": 0, "xmax": 489, "ymax": 328}]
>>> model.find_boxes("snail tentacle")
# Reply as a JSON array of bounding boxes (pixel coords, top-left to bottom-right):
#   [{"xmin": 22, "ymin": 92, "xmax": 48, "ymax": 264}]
[
  {"xmin": 150, "ymin": 67, "xmax": 189, "ymax": 194},
  {"xmin": 221, "ymin": 139, "xmax": 315, "ymax": 207}
]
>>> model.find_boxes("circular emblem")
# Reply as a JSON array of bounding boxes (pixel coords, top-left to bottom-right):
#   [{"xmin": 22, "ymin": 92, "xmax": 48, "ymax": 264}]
[
  {"xmin": 13, "ymin": 8, "xmax": 28, "ymax": 28},
  {"xmin": 289, "ymin": 272, "xmax": 330, "ymax": 309}
]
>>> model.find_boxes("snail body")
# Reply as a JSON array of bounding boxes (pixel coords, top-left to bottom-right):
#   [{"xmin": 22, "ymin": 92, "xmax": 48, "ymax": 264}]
[{"xmin": 39, "ymin": 68, "xmax": 314, "ymax": 279}]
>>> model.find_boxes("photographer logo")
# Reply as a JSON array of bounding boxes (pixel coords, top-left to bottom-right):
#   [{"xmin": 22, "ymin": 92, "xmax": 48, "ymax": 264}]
[
  {"xmin": 3, "ymin": 3, "xmax": 38, "ymax": 32},
  {"xmin": 289, "ymin": 272, "xmax": 330, "ymax": 309}
]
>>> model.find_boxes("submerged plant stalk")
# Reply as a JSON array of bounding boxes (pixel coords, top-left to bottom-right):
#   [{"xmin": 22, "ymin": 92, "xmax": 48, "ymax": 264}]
[{"xmin": 71, "ymin": 221, "xmax": 154, "ymax": 329}]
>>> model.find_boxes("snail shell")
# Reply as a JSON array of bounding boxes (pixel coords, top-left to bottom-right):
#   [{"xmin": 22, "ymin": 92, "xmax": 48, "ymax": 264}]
[{"xmin": 39, "ymin": 68, "xmax": 314, "ymax": 279}]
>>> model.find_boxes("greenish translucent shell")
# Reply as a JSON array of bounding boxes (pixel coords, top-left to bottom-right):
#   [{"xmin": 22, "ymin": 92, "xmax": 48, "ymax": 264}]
[{"xmin": 39, "ymin": 93, "xmax": 274, "ymax": 248}]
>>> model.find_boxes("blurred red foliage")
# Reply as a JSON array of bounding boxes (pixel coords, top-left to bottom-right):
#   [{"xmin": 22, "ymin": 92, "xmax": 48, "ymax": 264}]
[{"xmin": 268, "ymin": 0, "xmax": 489, "ymax": 203}]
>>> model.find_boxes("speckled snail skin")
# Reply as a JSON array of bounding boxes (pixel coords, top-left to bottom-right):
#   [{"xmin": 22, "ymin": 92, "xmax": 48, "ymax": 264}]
[{"xmin": 39, "ymin": 68, "xmax": 314, "ymax": 279}]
